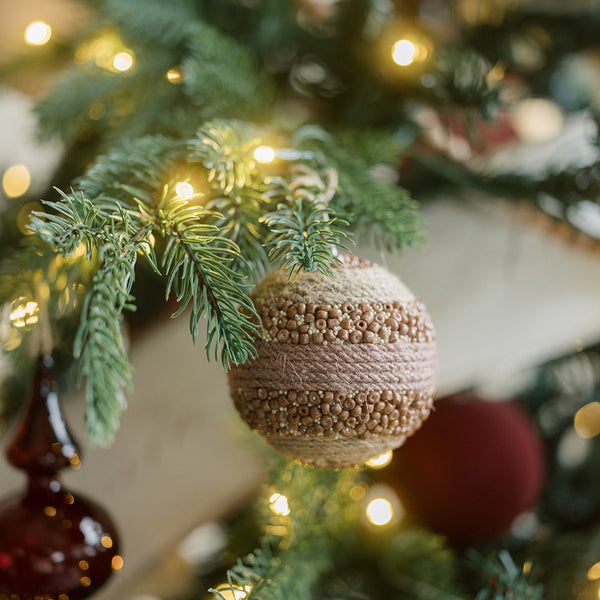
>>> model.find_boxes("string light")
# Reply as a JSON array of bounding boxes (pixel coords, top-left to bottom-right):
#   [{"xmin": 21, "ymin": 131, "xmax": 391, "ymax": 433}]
[
  {"xmin": 365, "ymin": 497, "xmax": 393, "ymax": 526},
  {"xmin": 166, "ymin": 67, "xmax": 183, "ymax": 84},
  {"xmin": 269, "ymin": 492, "xmax": 290, "ymax": 516},
  {"xmin": 588, "ymin": 562, "xmax": 600, "ymax": 581},
  {"xmin": 24, "ymin": 21, "xmax": 52, "ymax": 46},
  {"xmin": 113, "ymin": 50, "xmax": 135, "ymax": 72},
  {"xmin": 365, "ymin": 450, "xmax": 393, "ymax": 469},
  {"xmin": 2, "ymin": 165, "xmax": 31, "ymax": 198},
  {"xmin": 391, "ymin": 39, "xmax": 417, "ymax": 66},
  {"xmin": 9, "ymin": 299, "xmax": 39, "ymax": 328},
  {"xmin": 212, "ymin": 584, "xmax": 252, "ymax": 600},
  {"xmin": 175, "ymin": 182, "xmax": 194, "ymax": 199},
  {"xmin": 574, "ymin": 402, "xmax": 600, "ymax": 439},
  {"xmin": 254, "ymin": 146, "xmax": 276, "ymax": 163}
]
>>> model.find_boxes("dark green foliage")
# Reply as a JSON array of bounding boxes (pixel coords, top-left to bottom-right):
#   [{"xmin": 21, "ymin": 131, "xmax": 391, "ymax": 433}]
[{"xmin": 470, "ymin": 551, "xmax": 544, "ymax": 600}]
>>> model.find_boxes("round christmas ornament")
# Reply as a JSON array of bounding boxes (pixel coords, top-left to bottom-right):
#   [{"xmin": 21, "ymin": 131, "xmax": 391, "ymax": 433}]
[
  {"xmin": 228, "ymin": 254, "xmax": 437, "ymax": 468},
  {"xmin": 0, "ymin": 356, "xmax": 121, "ymax": 599},
  {"xmin": 377, "ymin": 393, "xmax": 546, "ymax": 544}
]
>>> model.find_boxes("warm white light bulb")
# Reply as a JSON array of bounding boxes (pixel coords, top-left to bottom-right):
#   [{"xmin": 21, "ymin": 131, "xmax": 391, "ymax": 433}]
[
  {"xmin": 166, "ymin": 67, "xmax": 183, "ymax": 83},
  {"xmin": 175, "ymin": 182, "xmax": 194, "ymax": 198},
  {"xmin": 113, "ymin": 50, "xmax": 135, "ymax": 72},
  {"xmin": 9, "ymin": 300, "xmax": 39, "ymax": 328},
  {"xmin": 365, "ymin": 450, "xmax": 393, "ymax": 469},
  {"xmin": 269, "ymin": 493, "xmax": 290, "ymax": 516},
  {"xmin": 365, "ymin": 498, "xmax": 393, "ymax": 526},
  {"xmin": 392, "ymin": 39, "xmax": 416, "ymax": 66},
  {"xmin": 25, "ymin": 21, "xmax": 52, "ymax": 46},
  {"xmin": 254, "ymin": 146, "xmax": 276, "ymax": 163}
]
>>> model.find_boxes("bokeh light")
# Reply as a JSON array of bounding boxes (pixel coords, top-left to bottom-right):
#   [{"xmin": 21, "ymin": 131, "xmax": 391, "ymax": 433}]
[
  {"xmin": 113, "ymin": 50, "xmax": 135, "ymax": 72},
  {"xmin": 392, "ymin": 39, "xmax": 416, "ymax": 66},
  {"xmin": 254, "ymin": 146, "xmax": 276, "ymax": 163},
  {"xmin": 2, "ymin": 165, "xmax": 31, "ymax": 198},
  {"xmin": 25, "ymin": 21, "xmax": 52, "ymax": 46},
  {"xmin": 365, "ymin": 450, "xmax": 393, "ymax": 469},
  {"xmin": 574, "ymin": 402, "xmax": 600, "ymax": 439},
  {"xmin": 365, "ymin": 497, "xmax": 393, "ymax": 526},
  {"xmin": 9, "ymin": 299, "xmax": 39, "ymax": 328},
  {"xmin": 175, "ymin": 182, "xmax": 194, "ymax": 199},
  {"xmin": 269, "ymin": 492, "xmax": 290, "ymax": 516}
]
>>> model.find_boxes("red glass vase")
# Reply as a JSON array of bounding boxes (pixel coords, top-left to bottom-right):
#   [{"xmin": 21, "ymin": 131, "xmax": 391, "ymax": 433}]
[{"xmin": 0, "ymin": 356, "xmax": 122, "ymax": 599}]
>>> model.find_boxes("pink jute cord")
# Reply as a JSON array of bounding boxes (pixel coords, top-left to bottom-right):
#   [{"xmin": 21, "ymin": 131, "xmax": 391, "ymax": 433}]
[{"xmin": 228, "ymin": 340, "xmax": 437, "ymax": 392}]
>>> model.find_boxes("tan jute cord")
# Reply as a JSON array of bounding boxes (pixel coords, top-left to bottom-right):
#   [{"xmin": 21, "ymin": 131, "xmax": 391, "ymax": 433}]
[
  {"xmin": 228, "ymin": 340, "xmax": 437, "ymax": 393},
  {"xmin": 266, "ymin": 434, "xmax": 409, "ymax": 469}
]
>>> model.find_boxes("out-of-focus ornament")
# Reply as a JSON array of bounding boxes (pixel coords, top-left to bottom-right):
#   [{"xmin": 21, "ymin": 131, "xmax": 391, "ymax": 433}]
[
  {"xmin": 0, "ymin": 356, "xmax": 122, "ymax": 598},
  {"xmin": 511, "ymin": 98, "xmax": 564, "ymax": 143},
  {"xmin": 378, "ymin": 393, "xmax": 546, "ymax": 543},
  {"xmin": 228, "ymin": 254, "xmax": 437, "ymax": 468}
]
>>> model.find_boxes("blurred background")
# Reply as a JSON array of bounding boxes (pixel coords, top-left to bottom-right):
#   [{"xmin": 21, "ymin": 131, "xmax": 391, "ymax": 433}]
[{"xmin": 2, "ymin": 1, "xmax": 600, "ymax": 599}]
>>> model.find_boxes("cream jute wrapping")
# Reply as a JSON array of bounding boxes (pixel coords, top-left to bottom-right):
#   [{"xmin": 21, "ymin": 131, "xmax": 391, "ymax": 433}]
[{"xmin": 228, "ymin": 255, "xmax": 437, "ymax": 468}]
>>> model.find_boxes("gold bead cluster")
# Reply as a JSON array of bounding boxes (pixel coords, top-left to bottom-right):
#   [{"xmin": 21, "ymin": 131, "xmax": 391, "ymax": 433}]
[
  {"xmin": 256, "ymin": 298, "xmax": 434, "ymax": 345},
  {"xmin": 232, "ymin": 387, "xmax": 433, "ymax": 439}
]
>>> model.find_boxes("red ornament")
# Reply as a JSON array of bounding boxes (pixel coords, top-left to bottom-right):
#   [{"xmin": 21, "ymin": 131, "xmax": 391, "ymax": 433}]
[
  {"xmin": 379, "ymin": 394, "xmax": 546, "ymax": 544},
  {"xmin": 0, "ymin": 356, "xmax": 122, "ymax": 599}
]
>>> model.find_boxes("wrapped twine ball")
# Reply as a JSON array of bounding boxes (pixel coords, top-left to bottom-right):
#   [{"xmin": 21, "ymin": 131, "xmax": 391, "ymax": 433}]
[{"xmin": 227, "ymin": 254, "xmax": 437, "ymax": 468}]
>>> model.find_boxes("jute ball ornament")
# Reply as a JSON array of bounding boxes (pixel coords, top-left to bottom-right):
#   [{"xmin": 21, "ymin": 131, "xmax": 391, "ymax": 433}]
[{"xmin": 227, "ymin": 254, "xmax": 437, "ymax": 468}]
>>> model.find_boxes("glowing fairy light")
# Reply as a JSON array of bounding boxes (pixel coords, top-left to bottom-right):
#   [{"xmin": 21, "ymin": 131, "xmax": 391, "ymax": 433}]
[
  {"xmin": 392, "ymin": 39, "xmax": 416, "ymax": 66},
  {"xmin": 213, "ymin": 584, "xmax": 252, "ymax": 600},
  {"xmin": 254, "ymin": 145, "xmax": 276, "ymax": 163},
  {"xmin": 25, "ymin": 21, "xmax": 52, "ymax": 46},
  {"xmin": 2, "ymin": 164, "xmax": 31, "ymax": 198},
  {"xmin": 269, "ymin": 492, "xmax": 290, "ymax": 516},
  {"xmin": 113, "ymin": 50, "xmax": 135, "ymax": 72},
  {"xmin": 175, "ymin": 182, "xmax": 194, "ymax": 198},
  {"xmin": 9, "ymin": 299, "xmax": 39, "ymax": 328},
  {"xmin": 365, "ymin": 497, "xmax": 393, "ymax": 526},
  {"xmin": 588, "ymin": 562, "xmax": 600, "ymax": 581},
  {"xmin": 365, "ymin": 450, "xmax": 393, "ymax": 469},
  {"xmin": 166, "ymin": 67, "xmax": 183, "ymax": 83},
  {"xmin": 574, "ymin": 402, "xmax": 600, "ymax": 439}
]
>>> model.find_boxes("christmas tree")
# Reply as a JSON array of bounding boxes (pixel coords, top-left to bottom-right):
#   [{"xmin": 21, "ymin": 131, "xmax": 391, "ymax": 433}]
[{"xmin": 1, "ymin": 0, "xmax": 600, "ymax": 598}]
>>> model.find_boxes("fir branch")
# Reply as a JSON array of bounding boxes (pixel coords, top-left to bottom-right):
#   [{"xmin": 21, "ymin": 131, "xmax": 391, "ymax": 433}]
[
  {"xmin": 74, "ymin": 236, "xmax": 137, "ymax": 445},
  {"xmin": 75, "ymin": 134, "xmax": 184, "ymax": 202},
  {"xmin": 189, "ymin": 120, "xmax": 263, "ymax": 193},
  {"xmin": 102, "ymin": 0, "xmax": 196, "ymax": 44},
  {"xmin": 470, "ymin": 551, "xmax": 544, "ymax": 600},
  {"xmin": 181, "ymin": 22, "xmax": 275, "ymax": 120},
  {"xmin": 211, "ymin": 464, "xmax": 359, "ymax": 600},
  {"xmin": 28, "ymin": 189, "xmax": 105, "ymax": 258},
  {"xmin": 30, "ymin": 190, "xmax": 149, "ymax": 444},
  {"xmin": 262, "ymin": 197, "xmax": 349, "ymax": 280},
  {"xmin": 299, "ymin": 133, "xmax": 424, "ymax": 252},
  {"xmin": 157, "ymin": 192, "xmax": 258, "ymax": 367}
]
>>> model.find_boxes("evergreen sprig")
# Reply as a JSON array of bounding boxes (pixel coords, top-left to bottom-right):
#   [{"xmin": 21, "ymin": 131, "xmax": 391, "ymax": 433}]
[
  {"xmin": 299, "ymin": 130, "xmax": 424, "ymax": 252},
  {"xmin": 262, "ymin": 196, "xmax": 349, "ymax": 280},
  {"xmin": 471, "ymin": 551, "xmax": 544, "ymax": 600},
  {"xmin": 154, "ymin": 190, "xmax": 258, "ymax": 366}
]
